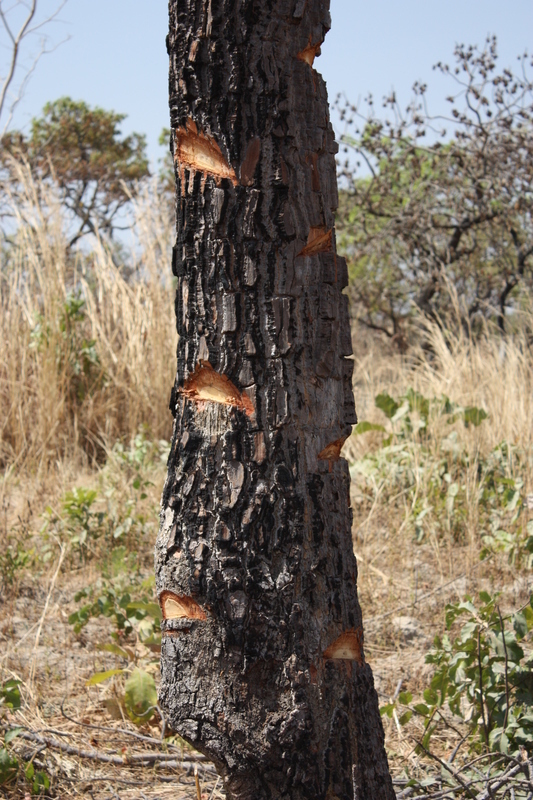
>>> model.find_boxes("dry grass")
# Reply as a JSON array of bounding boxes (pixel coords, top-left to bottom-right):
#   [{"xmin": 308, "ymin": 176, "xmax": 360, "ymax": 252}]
[
  {"xmin": 351, "ymin": 317, "xmax": 533, "ymax": 457},
  {"xmin": 347, "ymin": 321, "xmax": 533, "ymax": 774},
  {"xmin": 0, "ymin": 163, "xmax": 177, "ymax": 474}
]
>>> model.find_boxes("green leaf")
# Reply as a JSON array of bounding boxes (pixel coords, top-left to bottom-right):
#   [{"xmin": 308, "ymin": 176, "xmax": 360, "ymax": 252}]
[
  {"xmin": 463, "ymin": 406, "xmax": 488, "ymax": 427},
  {"xmin": 31, "ymin": 769, "xmax": 50, "ymax": 793},
  {"xmin": 354, "ymin": 421, "xmax": 386, "ymax": 435},
  {"xmin": 399, "ymin": 710, "xmax": 413, "ymax": 725},
  {"xmin": 96, "ymin": 643, "xmax": 133, "ymax": 660},
  {"xmin": 413, "ymin": 703, "xmax": 430, "ymax": 717},
  {"xmin": 375, "ymin": 393, "xmax": 399, "ymax": 419},
  {"xmin": 0, "ymin": 747, "xmax": 18, "ymax": 785},
  {"xmin": 380, "ymin": 703, "xmax": 395, "ymax": 718},
  {"xmin": 391, "ymin": 401, "xmax": 410, "ymax": 424},
  {"xmin": 398, "ymin": 691, "xmax": 413, "ymax": 705},
  {"xmin": 86, "ymin": 668, "xmax": 125, "ymax": 686},
  {"xmin": 124, "ymin": 668, "xmax": 157, "ymax": 724},
  {"xmin": 423, "ymin": 687, "xmax": 438, "ymax": 706},
  {"xmin": 4, "ymin": 728, "xmax": 22, "ymax": 744},
  {"xmin": 513, "ymin": 612, "xmax": 528, "ymax": 641},
  {"xmin": 0, "ymin": 679, "xmax": 21, "ymax": 709},
  {"xmin": 127, "ymin": 601, "xmax": 162, "ymax": 620},
  {"xmin": 523, "ymin": 605, "xmax": 533, "ymax": 629}
]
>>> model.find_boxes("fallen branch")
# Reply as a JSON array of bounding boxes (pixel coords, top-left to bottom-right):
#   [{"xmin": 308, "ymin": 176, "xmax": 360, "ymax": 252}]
[
  {"xmin": 11, "ymin": 728, "xmax": 217, "ymax": 774},
  {"xmin": 60, "ymin": 700, "xmax": 206, "ymax": 755}
]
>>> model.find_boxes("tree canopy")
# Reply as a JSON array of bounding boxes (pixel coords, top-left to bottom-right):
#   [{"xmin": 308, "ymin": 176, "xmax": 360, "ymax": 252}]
[
  {"xmin": 336, "ymin": 38, "xmax": 533, "ymax": 347},
  {"xmin": 1, "ymin": 97, "xmax": 149, "ymax": 246}
]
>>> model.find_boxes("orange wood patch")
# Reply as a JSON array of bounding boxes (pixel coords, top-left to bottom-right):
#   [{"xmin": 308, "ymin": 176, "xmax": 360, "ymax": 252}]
[
  {"xmin": 175, "ymin": 118, "xmax": 238, "ymax": 187},
  {"xmin": 318, "ymin": 437, "xmax": 347, "ymax": 472},
  {"xmin": 323, "ymin": 628, "xmax": 364, "ymax": 664},
  {"xmin": 179, "ymin": 360, "xmax": 254, "ymax": 417},
  {"xmin": 297, "ymin": 39, "xmax": 322, "ymax": 68},
  {"xmin": 160, "ymin": 591, "xmax": 207, "ymax": 621},
  {"xmin": 298, "ymin": 226, "xmax": 332, "ymax": 257}
]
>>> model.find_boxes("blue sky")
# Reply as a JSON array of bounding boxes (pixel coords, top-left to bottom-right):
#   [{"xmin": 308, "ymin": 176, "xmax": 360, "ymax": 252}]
[{"xmin": 2, "ymin": 0, "xmax": 532, "ymax": 168}]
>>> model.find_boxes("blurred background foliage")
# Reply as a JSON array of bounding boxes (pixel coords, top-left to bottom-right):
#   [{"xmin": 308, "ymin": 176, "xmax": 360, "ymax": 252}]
[{"xmin": 335, "ymin": 38, "xmax": 533, "ymax": 349}]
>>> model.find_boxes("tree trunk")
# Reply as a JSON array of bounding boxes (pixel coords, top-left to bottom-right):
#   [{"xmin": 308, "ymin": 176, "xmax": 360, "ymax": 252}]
[{"xmin": 156, "ymin": 1, "xmax": 395, "ymax": 798}]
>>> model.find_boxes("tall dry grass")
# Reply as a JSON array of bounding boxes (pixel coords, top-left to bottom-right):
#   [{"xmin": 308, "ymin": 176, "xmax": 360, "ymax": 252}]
[
  {"xmin": 348, "ymin": 315, "xmax": 533, "ymax": 636},
  {"xmin": 352, "ymin": 318, "xmax": 533, "ymax": 458},
  {"xmin": 0, "ymin": 162, "xmax": 177, "ymax": 473},
  {"xmin": 347, "ymin": 320, "xmax": 533, "ymax": 769}
]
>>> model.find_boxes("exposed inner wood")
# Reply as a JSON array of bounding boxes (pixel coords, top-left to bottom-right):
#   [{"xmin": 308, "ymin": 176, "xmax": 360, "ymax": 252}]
[
  {"xmin": 318, "ymin": 437, "xmax": 347, "ymax": 471},
  {"xmin": 175, "ymin": 118, "xmax": 238, "ymax": 186},
  {"xmin": 160, "ymin": 591, "xmax": 207, "ymax": 621},
  {"xmin": 297, "ymin": 39, "xmax": 322, "ymax": 67},
  {"xmin": 297, "ymin": 226, "xmax": 332, "ymax": 257},
  {"xmin": 179, "ymin": 360, "xmax": 254, "ymax": 417},
  {"xmin": 323, "ymin": 629, "xmax": 364, "ymax": 664}
]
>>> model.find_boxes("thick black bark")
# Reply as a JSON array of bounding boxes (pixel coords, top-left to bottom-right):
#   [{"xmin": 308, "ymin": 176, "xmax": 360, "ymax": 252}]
[{"xmin": 156, "ymin": 1, "xmax": 395, "ymax": 798}]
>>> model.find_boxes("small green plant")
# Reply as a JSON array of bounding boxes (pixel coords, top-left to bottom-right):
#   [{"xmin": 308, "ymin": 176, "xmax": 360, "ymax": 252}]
[
  {"xmin": 381, "ymin": 591, "xmax": 533, "ymax": 756},
  {"xmin": 478, "ymin": 442, "xmax": 533, "ymax": 568},
  {"xmin": 0, "ymin": 728, "xmax": 51, "ymax": 795},
  {"xmin": 0, "ymin": 678, "xmax": 22, "ymax": 710},
  {"xmin": 69, "ymin": 574, "xmax": 161, "ymax": 725},
  {"xmin": 30, "ymin": 291, "xmax": 103, "ymax": 405},
  {"xmin": 42, "ymin": 486, "xmax": 106, "ymax": 562},
  {"xmin": 24, "ymin": 761, "xmax": 51, "ymax": 796},
  {"xmin": 87, "ymin": 661, "xmax": 158, "ymax": 724},
  {"xmin": 351, "ymin": 389, "xmax": 489, "ymax": 543},
  {"xmin": 0, "ymin": 745, "xmax": 18, "ymax": 786},
  {"xmin": 0, "ymin": 683, "xmax": 23, "ymax": 788},
  {"xmin": 351, "ymin": 389, "xmax": 533, "ymax": 561},
  {"xmin": 0, "ymin": 541, "xmax": 33, "ymax": 591},
  {"xmin": 68, "ymin": 575, "xmax": 161, "ymax": 642},
  {"xmin": 41, "ymin": 431, "xmax": 168, "ymax": 563}
]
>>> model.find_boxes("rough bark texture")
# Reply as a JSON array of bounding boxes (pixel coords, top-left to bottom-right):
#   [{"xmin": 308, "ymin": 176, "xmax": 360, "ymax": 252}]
[{"xmin": 156, "ymin": 1, "xmax": 395, "ymax": 798}]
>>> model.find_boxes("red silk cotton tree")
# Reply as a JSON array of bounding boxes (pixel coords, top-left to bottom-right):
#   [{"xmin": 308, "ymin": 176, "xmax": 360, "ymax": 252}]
[{"xmin": 155, "ymin": 1, "xmax": 395, "ymax": 798}]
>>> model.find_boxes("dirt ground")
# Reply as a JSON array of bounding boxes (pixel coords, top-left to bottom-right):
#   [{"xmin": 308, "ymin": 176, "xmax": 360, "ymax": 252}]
[{"xmin": 1, "ymin": 464, "xmax": 531, "ymax": 799}]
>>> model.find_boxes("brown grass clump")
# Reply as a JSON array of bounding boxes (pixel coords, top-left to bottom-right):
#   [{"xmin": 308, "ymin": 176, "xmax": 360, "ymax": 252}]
[{"xmin": 0, "ymin": 164, "xmax": 177, "ymax": 473}]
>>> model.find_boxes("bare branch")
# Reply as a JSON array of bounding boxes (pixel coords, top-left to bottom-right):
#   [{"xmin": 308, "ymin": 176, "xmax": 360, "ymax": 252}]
[{"xmin": 0, "ymin": 0, "xmax": 69, "ymax": 134}]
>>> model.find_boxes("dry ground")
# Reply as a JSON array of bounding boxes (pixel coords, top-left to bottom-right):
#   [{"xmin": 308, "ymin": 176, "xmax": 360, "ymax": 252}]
[{"xmin": 1, "ymin": 482, "xmax": 530, "ymax": 799}]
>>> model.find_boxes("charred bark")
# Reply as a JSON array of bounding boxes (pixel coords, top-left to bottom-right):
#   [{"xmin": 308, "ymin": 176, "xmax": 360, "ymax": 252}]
[{"xmin": 156, "ymin": 1, "xmax": 394, "ymax": 798}]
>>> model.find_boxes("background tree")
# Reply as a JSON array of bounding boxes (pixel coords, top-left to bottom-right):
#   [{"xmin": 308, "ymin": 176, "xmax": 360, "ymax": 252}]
[
  {"xmin": 336, "ymin": 38, "xmax": 533, "ymax": 347},
  {"xmin": 0, "ymin": 0, "xmax": 67, "ymax": 134},
  {"xmin": 155, "ymin": 0, "xmax": 394, "ymax": 798},
  {"xmin": 1, "ymin": 97, "xmax": 149, "ymax": 247}
]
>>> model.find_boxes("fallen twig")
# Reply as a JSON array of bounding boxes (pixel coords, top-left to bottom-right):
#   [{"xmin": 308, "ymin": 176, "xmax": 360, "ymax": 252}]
[
  {"xmin": 60, "ymin": 699, "xmax": 206, "ymax": 755},
  {"xmin": 11, "ymin": 728, "xmax": 217, "ymax": 774}
]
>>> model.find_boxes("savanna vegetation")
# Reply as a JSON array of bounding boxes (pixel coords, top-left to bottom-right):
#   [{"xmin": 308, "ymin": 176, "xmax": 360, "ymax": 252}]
[{"xmin": 0, "ymin": 37, "xmax": 532, "ymax": 799}]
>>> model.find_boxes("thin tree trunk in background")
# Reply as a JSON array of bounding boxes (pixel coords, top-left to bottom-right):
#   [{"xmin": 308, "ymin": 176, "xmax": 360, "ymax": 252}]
[{"xmin": 156, "ymin": 1, "xmax": 394, "ymax": 798}]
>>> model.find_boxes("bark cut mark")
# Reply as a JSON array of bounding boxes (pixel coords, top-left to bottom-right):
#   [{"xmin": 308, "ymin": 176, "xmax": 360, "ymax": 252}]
[
  {"xmin": 307, "ymin": 152, "xmax": 320, "ymax": 192},
  {"xmin": 179, "ymin": 360, "xmax": 254, "ymax": 417},
  {"xmin": 297, "ymin": 38, "xmax": 322, "ymax": 67},
  {"xmin": 323, "ymin": 628, "xmax": 364, "ymax": 664},
  {"xmin": 160, "ymin": 591, "xmax": 207, "ymax": 621},
  {"xmin": 318, "ymin": 437, "xmax": 347, "ymax": 472},
  {"xmin": 240, "ymin": 137, "xmax": 261, "ymax": 186},
  {"xmin": 175, "ymin": 118, "xmax": 238, "ymax": 187},
  {"xmin": 298, "ymin": 226, "xmax": 332, "ymax": 257}
]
